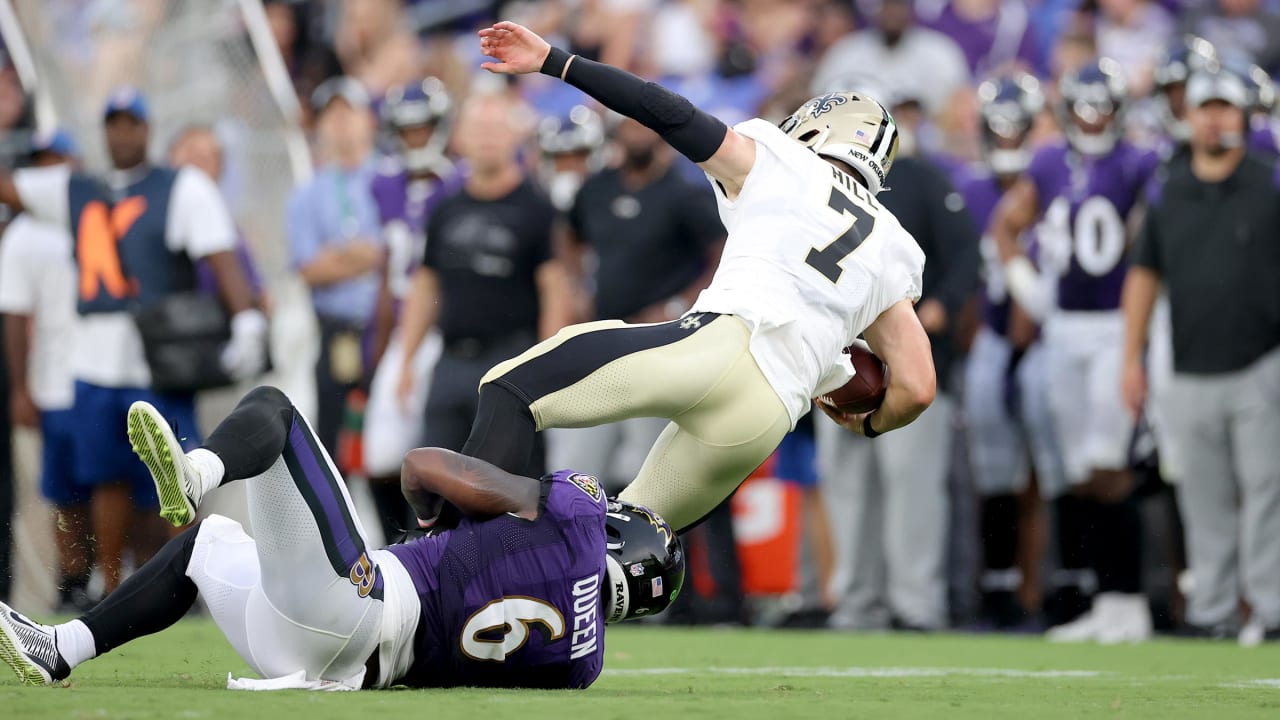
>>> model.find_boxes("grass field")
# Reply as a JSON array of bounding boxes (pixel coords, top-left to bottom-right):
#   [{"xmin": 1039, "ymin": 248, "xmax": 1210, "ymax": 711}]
[{"xmin": 3, "ymin": 619, "xmax": 1280, "ymax": 719}]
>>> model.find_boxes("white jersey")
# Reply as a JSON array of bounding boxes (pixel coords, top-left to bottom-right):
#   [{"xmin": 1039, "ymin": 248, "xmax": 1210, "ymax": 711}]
[
  {"xmin": 690, "ymin": 118, "xmax": 925, "ymax": 426},
  {"xmin": 0, "ymin": 214, "xmax": 77, "ymax": 409}
]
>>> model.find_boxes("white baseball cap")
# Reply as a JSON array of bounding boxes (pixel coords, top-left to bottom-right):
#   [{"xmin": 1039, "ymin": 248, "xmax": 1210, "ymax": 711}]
[{"xmin": 1185, "ymin": 70, "xmax": 1249, "ymax": 109}]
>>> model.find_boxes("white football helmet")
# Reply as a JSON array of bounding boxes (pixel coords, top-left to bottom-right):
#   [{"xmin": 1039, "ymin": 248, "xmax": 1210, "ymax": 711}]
[{"xmin": 779, "ymin": 92, "xmax": 900, "ymax": 194}]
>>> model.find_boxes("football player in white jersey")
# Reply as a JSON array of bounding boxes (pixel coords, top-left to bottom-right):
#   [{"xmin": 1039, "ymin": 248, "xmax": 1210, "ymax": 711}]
[{"xmin": 457, "ymin": 21, "xmax": 935, "ymax": 532}]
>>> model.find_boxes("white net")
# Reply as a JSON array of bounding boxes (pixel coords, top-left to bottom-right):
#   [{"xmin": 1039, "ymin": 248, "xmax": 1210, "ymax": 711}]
[
  {"xmin": 8, "ymin": 0, "xmax": 321, "ymax": 420},
  {"xmin": 9, "ymin": 0, "xmax": 309, "ymax": 275}
]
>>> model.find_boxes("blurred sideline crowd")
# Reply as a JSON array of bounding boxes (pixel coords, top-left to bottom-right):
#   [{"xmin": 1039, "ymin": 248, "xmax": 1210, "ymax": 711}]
[{"xmin": 0, "ymin": 0, "xmax": 1277, "ymax": 646}]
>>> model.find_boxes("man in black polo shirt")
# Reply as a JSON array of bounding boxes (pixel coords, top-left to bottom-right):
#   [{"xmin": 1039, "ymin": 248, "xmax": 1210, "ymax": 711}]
[
  {"xmin": 554, "ymin": 118, "xmax": 724, "ymax": 491},
  {"xmin": 812, "ymin": 98, "xmax": 980, "ymax": 629},
  {"xmin": 395, "ymin": 91, "xmax": 572, "ymax": 478},
  {"xmin": 1122, "ymin": 68, "xmax": 1280, "ymax": 645}
]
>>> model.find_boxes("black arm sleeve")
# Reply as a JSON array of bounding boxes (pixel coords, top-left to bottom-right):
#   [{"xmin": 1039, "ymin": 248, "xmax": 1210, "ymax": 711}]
[{"xmin": 541, "ymin": 47, "xmax": 728, "ymax": 163}]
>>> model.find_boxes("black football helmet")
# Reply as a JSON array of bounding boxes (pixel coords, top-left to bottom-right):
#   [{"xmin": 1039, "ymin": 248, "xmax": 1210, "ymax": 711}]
[
  {"xmin": 1057, "ymin": 58, "xmax": 1128, "ymax": 156},
  {"xmin": 603, "ymin": 499, "xmax": 685, "ymax": 623},
  {"xmin": 1153, "ymin": 36, "xmax": 1219, "ymax": 140},
  {"xmin": 536, "ymin": 104, "xmax": 606, "ymax": 157},
  {"xmin": 536, "ymin": 105, "xmax": 606, "ymax": 211},
  {"xmin": 1220, "ymin": 53, "xmax": 1277, "ymax": 116},
  {"xmin": 976, "ymin": 72, "xmax": 1044, "ymax": 176},
  {"xmin": 381, "ymin": 77, "xmax": 452, "ymax": 174}
]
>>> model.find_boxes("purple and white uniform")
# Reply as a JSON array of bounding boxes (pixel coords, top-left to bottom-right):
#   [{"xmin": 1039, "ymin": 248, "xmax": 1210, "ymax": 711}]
[
  {"xmin": 957, "ymin": 167, "xmax": 1012, "ymax": 336},
  {"xmin": 363, "ymin": 159, "xmax": 464, "ymax": 478},
  {"xmin": 1028, "ymin": 140, "xmax": 1159, "ymax": 482},
  {"xmin": 385, "ymin": 470, "xmax": 608, "ymax": 689},
  {"xmin": 371, "ymin": 157, "xmax": 464, "ymax": 303},
  {"xmin": 961, "ymin": 166, "xmax": 1066, "ymax": 498},
  {"xmin": 1028, "ymin": 141, "xmax": 1160, "ymax": 313}
]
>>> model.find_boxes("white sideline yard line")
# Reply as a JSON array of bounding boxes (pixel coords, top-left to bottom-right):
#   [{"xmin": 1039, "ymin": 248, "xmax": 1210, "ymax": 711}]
[
  {"xmin": 604, "ymin": 666, "xmax": 1105, "ymax": 679},
  {"xmin": 1220, "ymin": 679, "xmax": 1280, "ymax": 689},
  {"xmin": 604, "ymin": 668, "xmax": 1280, "ymax": 689}
]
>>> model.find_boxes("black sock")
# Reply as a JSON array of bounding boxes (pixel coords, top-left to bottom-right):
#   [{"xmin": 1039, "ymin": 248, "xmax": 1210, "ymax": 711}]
[
  {"xmin": 58, "ymin": 572, "xmax": 90, "ymax": 603},
  {"xmin": 59, "ymin": 572, "xmax": 89, "ymax": 593},
  {"xmin": 461, "ymin": 383, "xmax": 537, "ymax": 475},
  {"xmin": 1055, "ymin": 494, "xmax": 1095, "ymax": 576},
  {"xmin": 201, "ymin": 386, "xmax": 296, "ymax": 483},
  {"xmin": 368, "ymin": 476, "xmax": 413, "ymax": 542},
  {"xmin": 1095, "ymin": 497, "xmax": 1142, "ymax": 594},
  {"xmin": 80, "ymin": 522, "xmax": 202, "ymax": 655},
  {"xmin": 981, "ymin": 493, "xmax": 1020, "ymax": 573}
]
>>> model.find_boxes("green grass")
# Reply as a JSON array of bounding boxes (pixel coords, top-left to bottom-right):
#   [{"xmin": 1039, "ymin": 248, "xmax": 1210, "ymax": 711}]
[{"xmin": 3, "ymin": 619, "xmax": 1280, "ymax": 719}]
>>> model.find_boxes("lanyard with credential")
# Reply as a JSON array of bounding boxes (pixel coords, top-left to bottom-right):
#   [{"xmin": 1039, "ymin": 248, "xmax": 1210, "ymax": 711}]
[{"xmin": 335, "ymin": 170, "xmax": 360, "ymax": 239}]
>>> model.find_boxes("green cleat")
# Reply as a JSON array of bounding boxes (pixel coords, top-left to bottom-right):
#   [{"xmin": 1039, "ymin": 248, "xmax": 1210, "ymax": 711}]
[
  {"xmin": 0, "ymin": 601, "xmax": 70, "ymax": 686},
  {"xmin": 127, "ymin": 401, "xmax": 200, "ymax": 527}
]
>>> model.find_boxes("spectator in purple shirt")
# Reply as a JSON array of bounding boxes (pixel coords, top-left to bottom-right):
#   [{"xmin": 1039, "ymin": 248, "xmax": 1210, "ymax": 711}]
[{"xmin": 916, "ymin": 0, "xmax": 1042, "ymax": 77}]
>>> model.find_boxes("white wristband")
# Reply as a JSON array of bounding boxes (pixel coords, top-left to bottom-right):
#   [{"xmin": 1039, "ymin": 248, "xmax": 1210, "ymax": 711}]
[
  {"xmin": 1002, "ymin": 256, "xmax": 1049, "ymax": 323},
  {"xmin": 230, "ymin": 309, "xmax": 267, "ymax": 338}
]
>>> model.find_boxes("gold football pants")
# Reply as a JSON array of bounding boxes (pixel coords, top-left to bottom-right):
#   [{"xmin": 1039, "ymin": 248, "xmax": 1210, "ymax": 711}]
[{"xmin": 481, "ymin": 313, "xmax": 791, "ymax": 530}]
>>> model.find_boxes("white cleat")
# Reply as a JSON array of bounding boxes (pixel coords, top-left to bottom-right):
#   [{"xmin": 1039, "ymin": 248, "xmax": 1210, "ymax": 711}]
[
  {"xmin": 1046, "ymin": 606, "xmax": 1105, "ymax": 643},
  {"xmin": 128, "ymin": 401, "xmax": 202, "ymax": 527},
  {"xmin": 1096, "ymin": 594, "xmax": 1152, "ymax": 645},
  {"xmin": 0, "ymin": 601, "xmax": 70, "ymax": 685}
]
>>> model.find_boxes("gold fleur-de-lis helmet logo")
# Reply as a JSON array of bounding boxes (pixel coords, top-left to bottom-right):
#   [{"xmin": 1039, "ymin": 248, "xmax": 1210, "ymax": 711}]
[{"xmin": 809, "ymin": 93, "xmax": 850, "ymax": 119}]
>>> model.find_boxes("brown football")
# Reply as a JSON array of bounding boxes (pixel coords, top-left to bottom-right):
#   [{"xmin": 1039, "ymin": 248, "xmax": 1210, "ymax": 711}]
[{"xmin": 816, "ymin": 343, "xmax": 888, "ymax": 414}]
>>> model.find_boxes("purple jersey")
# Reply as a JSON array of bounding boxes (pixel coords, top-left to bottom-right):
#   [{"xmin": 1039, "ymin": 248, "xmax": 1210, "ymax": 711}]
[
  {"xmin": 1249, "ymin": 116, "xmax": 1280, "ymax": 158},
  {"xmin": 371, "ymin": 157, "xmax": 463, "ymax": 301},
  {"xmin": 1027, "ymin": 141, "xmax": 1159, "ymax": 312},
  {"xmin": 957, "ymin": 167, "xmax": 1013, "ymax": 335},
  {"xmin": 384, "ymin": 470, "xmax": 608, "ymax": 689}
]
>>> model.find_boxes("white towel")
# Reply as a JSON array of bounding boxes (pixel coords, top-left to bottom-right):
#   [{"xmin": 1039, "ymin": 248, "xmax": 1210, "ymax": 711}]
[{"xmin": 226, "ymin": 669, "xmax": 365, "ymax": 692}]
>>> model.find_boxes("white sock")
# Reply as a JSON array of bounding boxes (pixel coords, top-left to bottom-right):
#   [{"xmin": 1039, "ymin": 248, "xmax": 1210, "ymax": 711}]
[
  {"xmin": 55, "ymin": 619, "xmax": 97, "ymax": 668},
  {"xmin": 186, "ymin": 448, "xmax": 225, "ymax": 497}
]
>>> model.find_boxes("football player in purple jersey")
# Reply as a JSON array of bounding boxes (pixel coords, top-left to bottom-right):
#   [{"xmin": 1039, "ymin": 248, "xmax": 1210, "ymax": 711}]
[
  {"xmin": 536, "ymin": 104, "xmax": 607, "ymax": 215},
  {"xmin": 960, "ymin": 72, "xmax": 1067, "ymax": 629},
  {"xmin": 1151, "ymin": 36, "xmax": 1220, "ymax": 151},
  {"xmin": 990, "ymin": 58, "xmax": 1161, "ymax": 643},
  {"xmin": 0, "ymin": 387, "xmax": 683, "ymax": 689},
  {"xmin": 362, "ymin": 78, "xmax": 465, "ymax": 540}
]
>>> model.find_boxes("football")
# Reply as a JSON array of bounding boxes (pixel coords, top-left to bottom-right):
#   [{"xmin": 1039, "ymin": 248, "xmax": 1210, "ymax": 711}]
[{"xmin": 816, "ymin": 341, "xmax": 888, "ymax": 414}]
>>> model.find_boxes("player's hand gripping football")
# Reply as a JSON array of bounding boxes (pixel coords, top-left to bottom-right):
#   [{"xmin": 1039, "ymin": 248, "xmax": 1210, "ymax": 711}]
[
  {"xmin": 816, "ymin": 400, "xmax": 875, "ymax": 437},
  {"xmin": 478, "ymin": 21, "xmax": 552, "ymax": 75}
]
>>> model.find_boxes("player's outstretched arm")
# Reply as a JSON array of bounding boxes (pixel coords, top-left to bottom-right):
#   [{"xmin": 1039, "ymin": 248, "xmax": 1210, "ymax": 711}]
[
  {"xmin": 989, "ymin": 176, "xmax": 1049, "ymax": 321},
  {"xmin": 401, "ymin": 447, "xmax": 541, "ymax": 523},
  {"xmin": 478, "ymin": 21, "xmax": 755, "ymax": 196}
]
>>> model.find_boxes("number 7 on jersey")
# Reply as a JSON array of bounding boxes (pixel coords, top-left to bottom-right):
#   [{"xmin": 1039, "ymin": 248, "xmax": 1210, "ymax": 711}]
[{"xmin": 806, "ymin": 186, "xmax": 876, "ymax": 283}]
